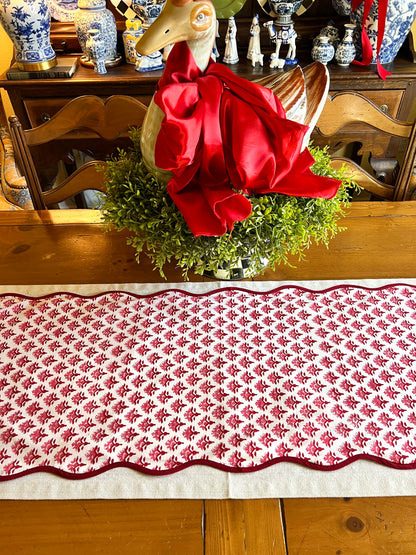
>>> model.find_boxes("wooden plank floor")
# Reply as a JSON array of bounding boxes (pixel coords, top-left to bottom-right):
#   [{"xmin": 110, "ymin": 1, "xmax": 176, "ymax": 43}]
[{"xmin": 1, "ymin": 498, "xmax": 416, "ymax": 553}]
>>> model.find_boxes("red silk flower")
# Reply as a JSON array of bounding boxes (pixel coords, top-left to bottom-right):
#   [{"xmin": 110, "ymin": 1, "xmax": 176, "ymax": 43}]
[{"xmin": 154, "ymin": 42, "xmax": 341, "ymax": 237}]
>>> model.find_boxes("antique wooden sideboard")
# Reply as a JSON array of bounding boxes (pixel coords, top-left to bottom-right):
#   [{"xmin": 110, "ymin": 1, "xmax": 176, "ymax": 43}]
[
  {"xmin": 1, "ymin": 56, "xmax": 416, "ymax": 129},
  {"xmin": 2, "ymin": 0, "xmax": 416, "ymax": 129},
  {"xmin": 2, "ymin": 56, "xmax": 416, "ymax": 186}
]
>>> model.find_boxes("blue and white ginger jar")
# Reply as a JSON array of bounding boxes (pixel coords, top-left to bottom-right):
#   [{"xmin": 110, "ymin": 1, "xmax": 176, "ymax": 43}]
[
  {"xmin": 332, "ymin": 0, "xmax": 351, "ymax": 16},
  {"xmin": 132, "ymin": 0, "xmax": 165, "ymax": 25},
  {"xmin": 74, "ymin": 0, "xmax": 118, "ymax": 67},
  {"xmin": 335, "ymin": 0, "xmax": 416, "ymax": 64},
  {"xmin": 0, "ymin": 0, "xmax": 56, "ymax": 70},
  {"xmin": 313, "ymin": 22, "xmax": 340, "ymax": 49}
]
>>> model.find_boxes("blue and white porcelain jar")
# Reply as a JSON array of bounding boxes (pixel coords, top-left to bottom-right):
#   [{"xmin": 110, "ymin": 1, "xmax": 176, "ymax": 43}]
[
  {"xmin": 313, "ymin": 21, "xmax": 340, "ymax": 50},
  {"xmin": 311, "ymin": 35, "xmax": 335, "ymax": 64},
  {"xmin": 332, "ymin": 0, "xmax": 351, "ymax": 16},
  {"xmin": 343, "ymin": 0, "xmax": 416, "ymax": 64},
  {"xmin": 130, "ymin": 0, "xmax": 165, "ymax": 71},
  {"xmin": 74, "ymin": 0, "xmax": 121, "ymax": 69},
  {"xmin": 335, "ymin": 23, "xmax": 356, "ymax": 66},
  {"xmin": 131, "ymin": 0, "xmax": 165, "ymax": 25},
  {"xmin": 0, "ymin": 0, "xmax": 56, "ymax": 70},
  {"xmin": 85, "ymin": 27, "xmax": 107, "ymax": 73}
]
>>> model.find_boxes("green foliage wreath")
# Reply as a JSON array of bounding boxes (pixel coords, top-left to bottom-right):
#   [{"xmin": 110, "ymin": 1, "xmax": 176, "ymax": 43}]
[{"xmin": 99, "ymin": 127, "xmax": 357, "ymax": 279}]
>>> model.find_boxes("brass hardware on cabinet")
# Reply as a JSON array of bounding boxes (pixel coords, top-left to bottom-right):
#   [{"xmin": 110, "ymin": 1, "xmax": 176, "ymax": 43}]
[{"xmin": 53, "ymin": 40, "xmax": 68, "ymax": 53}]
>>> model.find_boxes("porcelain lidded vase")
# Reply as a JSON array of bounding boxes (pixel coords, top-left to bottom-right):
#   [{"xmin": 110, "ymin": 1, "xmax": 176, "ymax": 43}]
[
  {"xmin": 313, "ymin": 21, "xmax": 340, "ymax": 50},
  {"xmin": 332, "ymin": 0, "xmax": 351, "ymax": 16},
  {"xmin": 0, "ymin": 0, "xmax": 56, "ymax": 70},
  {"xmin": 74, "ymin": 0, "xmax": 121, "ymax": 69},
  {"xmin": 132, "ymin": 0, "xmax": 166, "ymax": 25},
  {"xmin": 335, "ymin": 23, "xmax": 356, "ymax": 66}
]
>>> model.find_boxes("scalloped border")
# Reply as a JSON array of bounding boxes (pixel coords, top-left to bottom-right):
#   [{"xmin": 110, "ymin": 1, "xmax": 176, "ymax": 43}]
[{"xmin": 1, "ymin": 282, "xmax": 415, "ymax": 481}]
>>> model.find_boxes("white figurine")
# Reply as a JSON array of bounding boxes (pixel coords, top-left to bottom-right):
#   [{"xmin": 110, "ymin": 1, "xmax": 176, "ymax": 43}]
[
  {"xmin": 264, "ymin": 20, "xmax": 297, "ymax": 68},
  {"xmin": 223, "ymin": 16, "xmax": 239, "ymax": 64},
  {"xmin": 247, "ymin": 14, "xmax": 263, "ymax": 67}
]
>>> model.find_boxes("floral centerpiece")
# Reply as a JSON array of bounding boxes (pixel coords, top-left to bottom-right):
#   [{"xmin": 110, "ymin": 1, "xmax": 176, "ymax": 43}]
[
  {"xmin": 99, "ymin": 0, "xmax": 357, "ymax": 279},
  {"xmin": 100, "ymin": 129, "xmax": 355, "ymax": 279}
]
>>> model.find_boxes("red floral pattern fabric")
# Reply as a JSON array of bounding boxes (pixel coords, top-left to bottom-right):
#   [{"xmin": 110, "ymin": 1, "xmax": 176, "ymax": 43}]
[
  {"xmin": 154, "ymin": 43, "xmax": 341, "ymax": 236},
  {"xmin": 0, "ymin": 284, "xmax": 415, "ymax": 480}
]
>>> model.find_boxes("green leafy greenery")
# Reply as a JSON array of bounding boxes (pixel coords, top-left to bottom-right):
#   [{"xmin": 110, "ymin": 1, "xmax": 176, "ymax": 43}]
[{"xmin": 99, "ymin": 127, "xmax": 357, "ymax": 279}]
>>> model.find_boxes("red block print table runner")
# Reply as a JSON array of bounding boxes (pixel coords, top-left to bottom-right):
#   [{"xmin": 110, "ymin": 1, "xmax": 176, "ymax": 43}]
[{"xmin": 1, "ymin": 284, "xmax": 416, "ymax": 480}]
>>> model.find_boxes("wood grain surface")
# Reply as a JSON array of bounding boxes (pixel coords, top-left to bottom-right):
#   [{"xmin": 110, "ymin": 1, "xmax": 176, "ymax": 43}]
[
  {"xmin": 1, "ymin": 202, "xmax": 416, "ymax": 553},
  {"xmin": 205, "ymin": 499, "xmax": 286, "ymax": 554},
  {"xmin": 1, "ymin": 202, "xmax": 416, "ymax": 284},
  {"xmin": 284, "ymin": 497, "xmax": 416, "ymax": 555},
  {"xmin": 0, "ymin": 500, "xmax": 204, "ymax": 554}
]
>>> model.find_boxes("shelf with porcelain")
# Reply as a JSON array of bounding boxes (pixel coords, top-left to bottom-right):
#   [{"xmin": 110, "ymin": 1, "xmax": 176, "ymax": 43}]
[
  {"xmin": 2, "ymin": 53, "xmax": 415, "ymax": 127},
  {"xmin": 1, "ymin": 51, "xmax": 415, "ymax": 193}
]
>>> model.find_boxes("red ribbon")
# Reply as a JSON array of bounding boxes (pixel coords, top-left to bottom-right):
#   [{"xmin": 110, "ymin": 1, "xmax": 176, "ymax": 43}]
[
  {"xmin": 351, "ymin": 0, "xmax": 390, "ymax": 80},
  {"xmin": 154, "ymin": 42, "xmax": 341, "ymax": 237}
]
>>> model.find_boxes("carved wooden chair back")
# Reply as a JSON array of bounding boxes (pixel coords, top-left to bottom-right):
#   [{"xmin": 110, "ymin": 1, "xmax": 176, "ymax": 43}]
[
  {"xmin": 315, "ymin": 91, "xmax": 416, "ymax": 200},
  {"xmin": 9, "ymin": 95, "xmax": 148, "ymax": 210}
]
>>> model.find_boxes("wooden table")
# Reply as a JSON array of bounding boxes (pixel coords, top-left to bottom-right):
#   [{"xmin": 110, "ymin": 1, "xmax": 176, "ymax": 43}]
[
  {"xmin": 1, "ymin": 201, "xmax": 416, "ymax": 554},
  {"xmin": 2, "ymin": 201, "xmax": 416, "ymax": 284}
]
